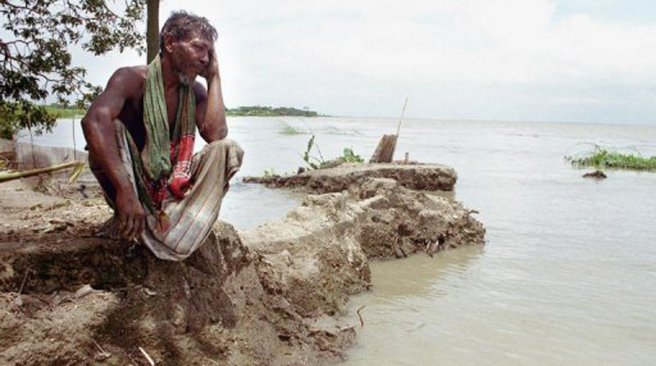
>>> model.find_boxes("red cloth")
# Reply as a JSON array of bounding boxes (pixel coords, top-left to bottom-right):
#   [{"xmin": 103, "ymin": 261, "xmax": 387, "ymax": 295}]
[
  {"xmin": 169, "ymin": 134, "xmax": 195, "ymax": 199},
  {"xmin": 144, "ymin": 134, "xmax": 195, "ymax": 206}
]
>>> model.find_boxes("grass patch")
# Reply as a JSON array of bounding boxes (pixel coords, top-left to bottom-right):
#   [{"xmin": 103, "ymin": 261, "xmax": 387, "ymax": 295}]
[
  {"xmin": 566, "ymin": 146, "xmax": 656, "ymax": 171},
  {"xmin": 43, "ymin": 105, "xmax": 86, "ymax": 119}
]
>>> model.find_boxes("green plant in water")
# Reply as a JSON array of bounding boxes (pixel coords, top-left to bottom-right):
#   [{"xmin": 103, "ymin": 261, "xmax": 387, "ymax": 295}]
[
  {"xmin": 340, "ymin": 147, "xmax": 364, "ymax": 163},
  {"xmin": 262, "ymin": 168, "xmax": 278, "ymax": 178},
  {"xmin": 301, "ymin": 135, "xmax": 363, "ymax": 170},
  {"xmin": 566, "ymin": 145, "xmax": 656, "ymax": 171},
  {"xmin": 302, "ymin": 135, "xmax": 321, "ymax": 170},
  {"xmin": 279, "ymin": 121, "xmax": 306, "ymax": 135}
]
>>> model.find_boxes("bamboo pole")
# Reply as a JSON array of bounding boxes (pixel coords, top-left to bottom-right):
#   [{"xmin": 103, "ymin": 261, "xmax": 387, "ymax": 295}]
[
  {"xmin": 0, "ymin": 161, "xmax": 84, "ymax": 183},
  {"xmin": 395, "ymin": 97, "xmax": 408, "ymax": 137}
]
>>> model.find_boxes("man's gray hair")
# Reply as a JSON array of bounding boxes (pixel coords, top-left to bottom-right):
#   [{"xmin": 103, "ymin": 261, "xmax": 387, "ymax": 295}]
[{"xmin": 160, "ymin": 11, "xmax": 218, "ymax": 53}]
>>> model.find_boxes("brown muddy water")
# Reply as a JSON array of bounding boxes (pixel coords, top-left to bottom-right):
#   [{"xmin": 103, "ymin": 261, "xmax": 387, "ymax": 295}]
[{"xmin": 25, "ymin": 117, "xmax": 656, "ymax": 365}]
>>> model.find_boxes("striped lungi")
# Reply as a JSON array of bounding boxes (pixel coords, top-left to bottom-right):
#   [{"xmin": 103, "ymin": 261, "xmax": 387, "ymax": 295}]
[{"xmin": 91, "ymin": 120, "xmax": 244, "ymax": 261}]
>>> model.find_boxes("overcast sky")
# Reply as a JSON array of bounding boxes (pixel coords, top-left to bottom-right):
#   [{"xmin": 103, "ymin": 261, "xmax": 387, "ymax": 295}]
[{"xmin": 75, "ymin": 0, "xmax": 656, "ymax": 124}]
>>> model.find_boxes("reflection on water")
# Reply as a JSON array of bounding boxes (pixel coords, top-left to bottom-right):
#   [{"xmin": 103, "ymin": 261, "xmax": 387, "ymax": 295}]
[{"xmin": 25, "ymin": 117, "xmax": 656, "ymax": 366}]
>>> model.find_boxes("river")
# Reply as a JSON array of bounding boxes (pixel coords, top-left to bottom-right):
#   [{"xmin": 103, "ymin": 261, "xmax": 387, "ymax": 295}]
[{"xmin": 20, "ymin": 116, "xmax": 656, "ymax": 365}]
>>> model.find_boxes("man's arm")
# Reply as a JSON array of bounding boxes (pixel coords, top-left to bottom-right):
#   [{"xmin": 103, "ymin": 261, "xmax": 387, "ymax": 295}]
[
  {"xmin": 195, "ymin": 49, "xmax": 228, "ymax": 142},
  {"xmin": 81, "ymin": 67, "xmax": 146, "ymax": 240}
]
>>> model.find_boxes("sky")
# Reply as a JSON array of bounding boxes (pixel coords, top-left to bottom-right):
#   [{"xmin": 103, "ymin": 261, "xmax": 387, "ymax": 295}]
[{"xmin": 74, "ymin": 0, "xmax": 656, "ymax": 124}]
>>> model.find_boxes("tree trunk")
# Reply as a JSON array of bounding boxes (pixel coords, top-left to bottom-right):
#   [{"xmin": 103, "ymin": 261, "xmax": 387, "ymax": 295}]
[{"xmin": 146, "ymin": 0, "xmax": 160, "ymax": 63}]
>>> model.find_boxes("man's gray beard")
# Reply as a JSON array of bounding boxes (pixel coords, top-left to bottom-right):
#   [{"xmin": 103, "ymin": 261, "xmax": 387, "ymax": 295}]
[{"xmin": 178, "ymin": 72, "xmax": 194, "ymax": 86}]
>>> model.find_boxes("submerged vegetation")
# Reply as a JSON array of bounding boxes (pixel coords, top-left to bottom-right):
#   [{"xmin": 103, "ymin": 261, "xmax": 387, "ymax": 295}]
[
  {"xmin": 226, "ymin": 106, "xmax": 320, "ymax": 117},
  {"xmin": 566, "ymin": 146, "xmax": 656, "ymax": 171},
  {"xmin": 279, "ymin": 121, "xmax": 307, "ymax": 135}
]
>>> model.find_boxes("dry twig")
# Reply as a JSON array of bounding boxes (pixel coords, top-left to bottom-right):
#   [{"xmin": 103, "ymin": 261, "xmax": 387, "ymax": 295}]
[
  {"xmin": 17, "ymin": 267, "xmax": 30, "ymax": 295},
  {"xmin": 91, "ymin": 339, "xmax": 111, "ymax": 360},
  {"xmin": 139, "ymin": 347, "xmax": 155, "ymax": 366}
]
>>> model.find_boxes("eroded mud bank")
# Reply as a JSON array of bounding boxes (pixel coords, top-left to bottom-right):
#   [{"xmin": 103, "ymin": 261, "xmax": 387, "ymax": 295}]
[{"xmin": 0, "ymin": 162, "xmax": 484, "ymax": 365}]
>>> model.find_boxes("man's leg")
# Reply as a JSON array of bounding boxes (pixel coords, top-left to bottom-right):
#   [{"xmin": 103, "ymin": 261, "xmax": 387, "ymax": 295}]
[{"xmin": 141, "ymin": 139, "xmax": 244, "ymax": 260}]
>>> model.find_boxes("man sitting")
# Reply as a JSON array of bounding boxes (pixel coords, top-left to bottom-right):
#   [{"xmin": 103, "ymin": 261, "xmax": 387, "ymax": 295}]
[{"xmin": 82, "ymin": 11, "xmax": 243, "ymax": 261}]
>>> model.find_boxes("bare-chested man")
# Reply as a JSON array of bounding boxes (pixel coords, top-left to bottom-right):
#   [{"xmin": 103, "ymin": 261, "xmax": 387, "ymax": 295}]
[{"xmin": 82, "ymin": 11, "xmax": 243, "ymax": 261}]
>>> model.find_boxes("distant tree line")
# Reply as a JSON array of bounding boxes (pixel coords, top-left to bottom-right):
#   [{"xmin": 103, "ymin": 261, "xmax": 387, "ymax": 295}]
[{"xmin": 226, "ymin": 106, "xmax": 320, "ymax": 117}]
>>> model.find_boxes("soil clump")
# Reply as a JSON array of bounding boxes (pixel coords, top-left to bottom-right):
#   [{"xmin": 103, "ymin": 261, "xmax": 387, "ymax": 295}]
[{"xmin": 582, "ymin": 170, "xmax": 607, "ymax": 179}]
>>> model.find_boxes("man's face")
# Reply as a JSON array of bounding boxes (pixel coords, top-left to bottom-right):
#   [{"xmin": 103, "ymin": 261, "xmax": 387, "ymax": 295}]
[{"xmin": 167, "ymin": 31, "xmax": 212, "ymax": 85}]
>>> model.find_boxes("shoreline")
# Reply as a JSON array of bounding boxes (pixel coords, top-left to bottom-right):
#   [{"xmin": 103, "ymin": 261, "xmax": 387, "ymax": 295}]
[{"xmin": 0, "ymin": 143, "xmax": 485, "ymax": 365}]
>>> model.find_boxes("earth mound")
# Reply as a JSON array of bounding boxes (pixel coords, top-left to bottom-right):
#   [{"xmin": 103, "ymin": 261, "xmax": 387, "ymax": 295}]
[{"xmin": 1, "ymin": 159, "xmax": 484, "ymax": 365}]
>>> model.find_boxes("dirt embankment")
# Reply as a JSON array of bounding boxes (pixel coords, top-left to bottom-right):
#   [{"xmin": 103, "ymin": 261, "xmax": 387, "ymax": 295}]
[
  {"xmin": 0, "ymin": 161, "xmax": 485, "ymax": 366},
  {"xmin": 243, "ymin": 163, "xmax": 458, "ymax": 193}
]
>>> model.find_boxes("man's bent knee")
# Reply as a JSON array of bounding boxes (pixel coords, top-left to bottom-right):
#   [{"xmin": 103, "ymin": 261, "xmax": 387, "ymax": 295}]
[
  {"xmin": 205, "ymin": 138, "xmax": 237, "ymax": 151},
  {"xmin": 204, "ymin": 139, "xmax": 243, "ymax": 160}
]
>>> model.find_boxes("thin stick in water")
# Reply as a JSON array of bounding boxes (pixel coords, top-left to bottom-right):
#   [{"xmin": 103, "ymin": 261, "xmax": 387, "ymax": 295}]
[
  {"xmin": 395, "ymin": 97, "xmax": 408, "ymax": 137},
  {"xmin": 357, "ymin": 305, "xmax": 366, "ymax": 327}
]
